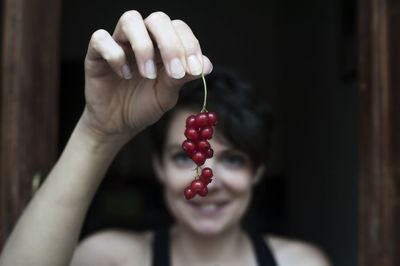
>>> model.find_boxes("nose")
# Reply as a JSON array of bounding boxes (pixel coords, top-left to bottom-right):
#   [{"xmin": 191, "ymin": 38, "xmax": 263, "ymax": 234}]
[
  {"xmin": 202, "ymin": 159, "xmax": 223, "ymax": 192},
  {"xmin": 206, "ymin": 175, "xmax": 223, "ymax": 193}
]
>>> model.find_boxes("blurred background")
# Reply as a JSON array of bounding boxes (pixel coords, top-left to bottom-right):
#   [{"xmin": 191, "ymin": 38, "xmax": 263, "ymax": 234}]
[{"xmin": 59, "ymin": 1, "xmax": 358, "ymax": 265}]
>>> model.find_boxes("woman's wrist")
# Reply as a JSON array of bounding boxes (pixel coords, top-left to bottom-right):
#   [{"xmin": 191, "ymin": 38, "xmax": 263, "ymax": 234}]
[
  {"xmin": 75, "ymin": 111, "xmax": 136, "ymax": 155},
  {"xmin": 73, "ymin": 120, "xmax": 128, "ymax": 158}
]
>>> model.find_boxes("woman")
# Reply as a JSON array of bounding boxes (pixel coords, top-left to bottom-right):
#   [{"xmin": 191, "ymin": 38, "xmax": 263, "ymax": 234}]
[{"xmin": 0, "ymin": 10, "xmax": 331, "ymax": 266}]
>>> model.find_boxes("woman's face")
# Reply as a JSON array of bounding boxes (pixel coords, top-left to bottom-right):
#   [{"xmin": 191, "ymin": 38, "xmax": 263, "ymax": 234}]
[{"xmin": 154, "ymin": 109, "xmax": 263, "ymax": 236}]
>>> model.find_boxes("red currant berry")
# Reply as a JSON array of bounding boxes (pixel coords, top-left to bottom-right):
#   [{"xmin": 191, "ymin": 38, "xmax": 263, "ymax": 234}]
[
  {"xmin": 201, "ymin": 167, "xmax": 213, "ymax": 179},
  {"xmin": 190, "ymin": 180, "xmax": 205, "ymax": 192},
  {"xmin": 195, "ymin": 113, "xmax": 208, "ymax": 128},
  {"xmin": 186, "ymin": 115, "xmax": 196, "ymax": 128},
  {"xmin": 182, "ymin": 140, "xmax": 196, "ymax": 155},
  {"xmin": 200, "ymin": 168, "xmax": 213, "ymax": 184},
  {"xmin": 200, "ymin": 175, "xmax": 213, "ymax": 184},
  {"xmin": 206, "ymin": 112, "xmax": 217, "ymax": 126},
  {"xmin": 205, "ymin": 148, "xmax": 214, "ymax": 158},
  {"xmin": 198, "ymin": 186, "xmax": 208, "ymax": 197},
  {"xmin": 197, "ymin": 140, "xmax": 210, "ymax": 152},
  {"xmin": 184, "ymin": 128, "xmax": 199, "ymax": 141},
  {"xmin": 200, "ymin": 127, "xmax": 213, "ymax": 140},
  {"xmin": 184, "ymin": 187, "xmax": 196, "ymax": 200},
  {"xmin": 191, "ymin": 151, "xmax": 206, "ymax": 166}
]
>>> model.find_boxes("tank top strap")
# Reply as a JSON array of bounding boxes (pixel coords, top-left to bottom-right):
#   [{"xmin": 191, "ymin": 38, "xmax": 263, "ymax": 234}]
[
  {"xmin": 151, "ymin": 226, "xmax": 171, "ymax": 266},
  {"xmin": 246, "ymin": 228, "xmax": 278, "ymax": 266}
]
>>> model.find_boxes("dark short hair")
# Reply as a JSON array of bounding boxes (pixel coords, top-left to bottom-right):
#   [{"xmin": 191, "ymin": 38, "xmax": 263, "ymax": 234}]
[{"xmin": 149, "ymin": 67, "xmax": 274, "ymax": 168}]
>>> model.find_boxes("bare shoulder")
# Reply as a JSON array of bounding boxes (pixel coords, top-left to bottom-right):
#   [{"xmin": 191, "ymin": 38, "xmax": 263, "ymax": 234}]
[
  {"xmin": 265, "ymin": 234, "xmax": 332, "ymax": 266},
  {"xmin": 70, "ymin": 229, "xmax": 153, "ymax": 266}
]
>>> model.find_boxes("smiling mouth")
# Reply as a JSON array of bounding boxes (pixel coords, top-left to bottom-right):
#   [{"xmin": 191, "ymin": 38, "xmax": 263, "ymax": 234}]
[{"xmin": 187, "ymin": 201, "xmax": 230, "ymax": 215}]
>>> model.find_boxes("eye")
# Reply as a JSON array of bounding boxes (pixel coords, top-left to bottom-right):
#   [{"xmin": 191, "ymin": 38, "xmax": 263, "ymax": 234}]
[
  {"xmin": 220, "ymin": 153, "xmax": 248, "ymax": 168},
  {"xmin": 170, "ymin": 151, "xmax": 194, "ymax": 167}
]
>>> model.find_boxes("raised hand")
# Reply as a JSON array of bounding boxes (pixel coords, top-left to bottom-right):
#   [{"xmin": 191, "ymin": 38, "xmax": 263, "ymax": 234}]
[{"xmin": 80, "ymin": 10, "xmax": 213, "ymax": 144}]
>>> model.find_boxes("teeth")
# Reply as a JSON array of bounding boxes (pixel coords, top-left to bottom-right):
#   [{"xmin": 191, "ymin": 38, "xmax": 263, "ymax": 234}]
[{"xmin": 199, "ymin": 204, "xmax": 217, "ymax": 211}]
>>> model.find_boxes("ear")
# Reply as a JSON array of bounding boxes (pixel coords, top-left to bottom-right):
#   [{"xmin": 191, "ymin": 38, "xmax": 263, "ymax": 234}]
[
  {"xmin": 252, "ymin": 164, "xmax": 266, "ymax": 185},
  {"xmin": 152, "ymin": 154, "xmax": 166, "ymax": 184}
]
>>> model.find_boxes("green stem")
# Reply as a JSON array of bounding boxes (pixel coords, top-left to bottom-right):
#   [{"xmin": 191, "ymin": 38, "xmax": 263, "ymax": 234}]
[
  {"xmin": 195, "ymin": 166, "xmax": 201, "ymax": 178},
  {"xmin": 200, "ymin": 72, "xmax": 208, "ymax": 113},
  {"xmin": 195, "ymin": 63, "xmax": 207, "ymax": 179}
]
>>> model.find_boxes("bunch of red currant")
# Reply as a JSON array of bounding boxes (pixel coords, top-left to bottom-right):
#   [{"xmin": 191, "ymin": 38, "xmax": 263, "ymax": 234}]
[
  {"xmin": 182, "ymin": 111, "xmax": 218, "ymax": 200},
  {"xmin": 179, "ymin": 67, "xmax": 218, "ymax": 200}
]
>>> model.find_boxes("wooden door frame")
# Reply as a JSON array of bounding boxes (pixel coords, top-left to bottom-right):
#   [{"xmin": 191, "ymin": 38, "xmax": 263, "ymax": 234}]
[
  {"xmin": 0, "ymin": 0, "xmax": 60, "ymax": 248},
  {"xmin": 1, "ymin": 0, "xmax": 400, "ymax": 265},
  {"xmin": 358, "ymin": 0, "xmax": 400, "ymax": 265}
]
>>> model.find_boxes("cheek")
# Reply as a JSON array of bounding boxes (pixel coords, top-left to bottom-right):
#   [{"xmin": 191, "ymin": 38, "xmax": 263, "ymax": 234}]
[
  {"xmin": 163, "ymin": 166, "xmax": 194, "ymax": 193},
  {"xmin": 216, "ymin": 167, "xmax": 253, "ymax": 193}
]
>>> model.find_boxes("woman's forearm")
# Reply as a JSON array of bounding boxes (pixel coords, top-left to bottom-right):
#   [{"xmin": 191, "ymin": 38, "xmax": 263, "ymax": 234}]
[{"xmin": 0, "ymin": 119, "xmax": 127, "ymax": 266}]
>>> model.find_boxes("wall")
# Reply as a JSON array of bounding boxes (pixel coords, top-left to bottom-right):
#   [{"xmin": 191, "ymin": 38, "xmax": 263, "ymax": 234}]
[{"xmin": 276, "ymin": 1, "xmax": 358, "ymax": 266}]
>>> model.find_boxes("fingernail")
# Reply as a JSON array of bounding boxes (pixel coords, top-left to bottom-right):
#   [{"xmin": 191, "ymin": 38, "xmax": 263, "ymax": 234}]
[
  {"xmin": 144, "ymin": 60, "xmax": 157, "ymax": 79},
  {"xmin": 203, "ymin": 56, "xmax": 213, "ymax": 74},
  {"xmin": 121, "ymin": 64, "xmax": 132, "ymax": 79},
  {"xmin": 169, "ymin": 58, "xmax": 185, "ymax": 79},
  {"xmin": 187, "ymin": 55, "xmax": 202, "ymax": 76}
]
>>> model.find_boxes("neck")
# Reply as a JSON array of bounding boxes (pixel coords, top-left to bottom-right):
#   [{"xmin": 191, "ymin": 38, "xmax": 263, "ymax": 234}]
[{"xmin": 171, "ymin": 223, "xmax": 246, "ymax": 265}]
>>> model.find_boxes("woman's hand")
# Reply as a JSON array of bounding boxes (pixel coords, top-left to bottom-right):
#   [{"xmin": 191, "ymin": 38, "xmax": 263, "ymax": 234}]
[{"xmin": 80, "ymin": 10, "xmax": 212, "ymax": 145}]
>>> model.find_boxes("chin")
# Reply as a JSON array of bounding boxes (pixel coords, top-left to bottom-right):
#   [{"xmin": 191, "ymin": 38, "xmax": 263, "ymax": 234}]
[
  {"xmin": 186, "ymin": 217, "xmax": 229, "ymax": 236},
  {"xmin": 178, "ymin": 199, "xmax": 243, "ymax": 237}
]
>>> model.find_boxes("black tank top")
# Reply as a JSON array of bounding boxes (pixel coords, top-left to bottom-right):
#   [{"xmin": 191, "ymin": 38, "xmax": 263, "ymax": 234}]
[{"xmin": 151, "ymin": 226, "xmax": 278, "ymax": 266}]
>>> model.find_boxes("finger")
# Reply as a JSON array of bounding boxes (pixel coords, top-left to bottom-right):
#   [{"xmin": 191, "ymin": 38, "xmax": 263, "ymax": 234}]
[
  {"xmin": 200, "ymin": 55, "xmax": 213, "ymax": 76},
  {"xmin": 153, "ymin": 54, "xmax": 213, "ymax": 109},
  {"xmin": 113, "ymin": 10, "xmax": 157, "ymax": 79},
  {"xmin": 171, "ymin": 19, "xmax": 204, "ymax": 76},
  {"xmin": 145, "ymin": 53, "xmax": 213, "ymax": 117},
  {"xmin": 145, "ymin": 12, "xmax": 187, "ymax": 79},
  {"xmin": 86, "ymin": 29, "xmax": 132, "ymax": 79}
]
